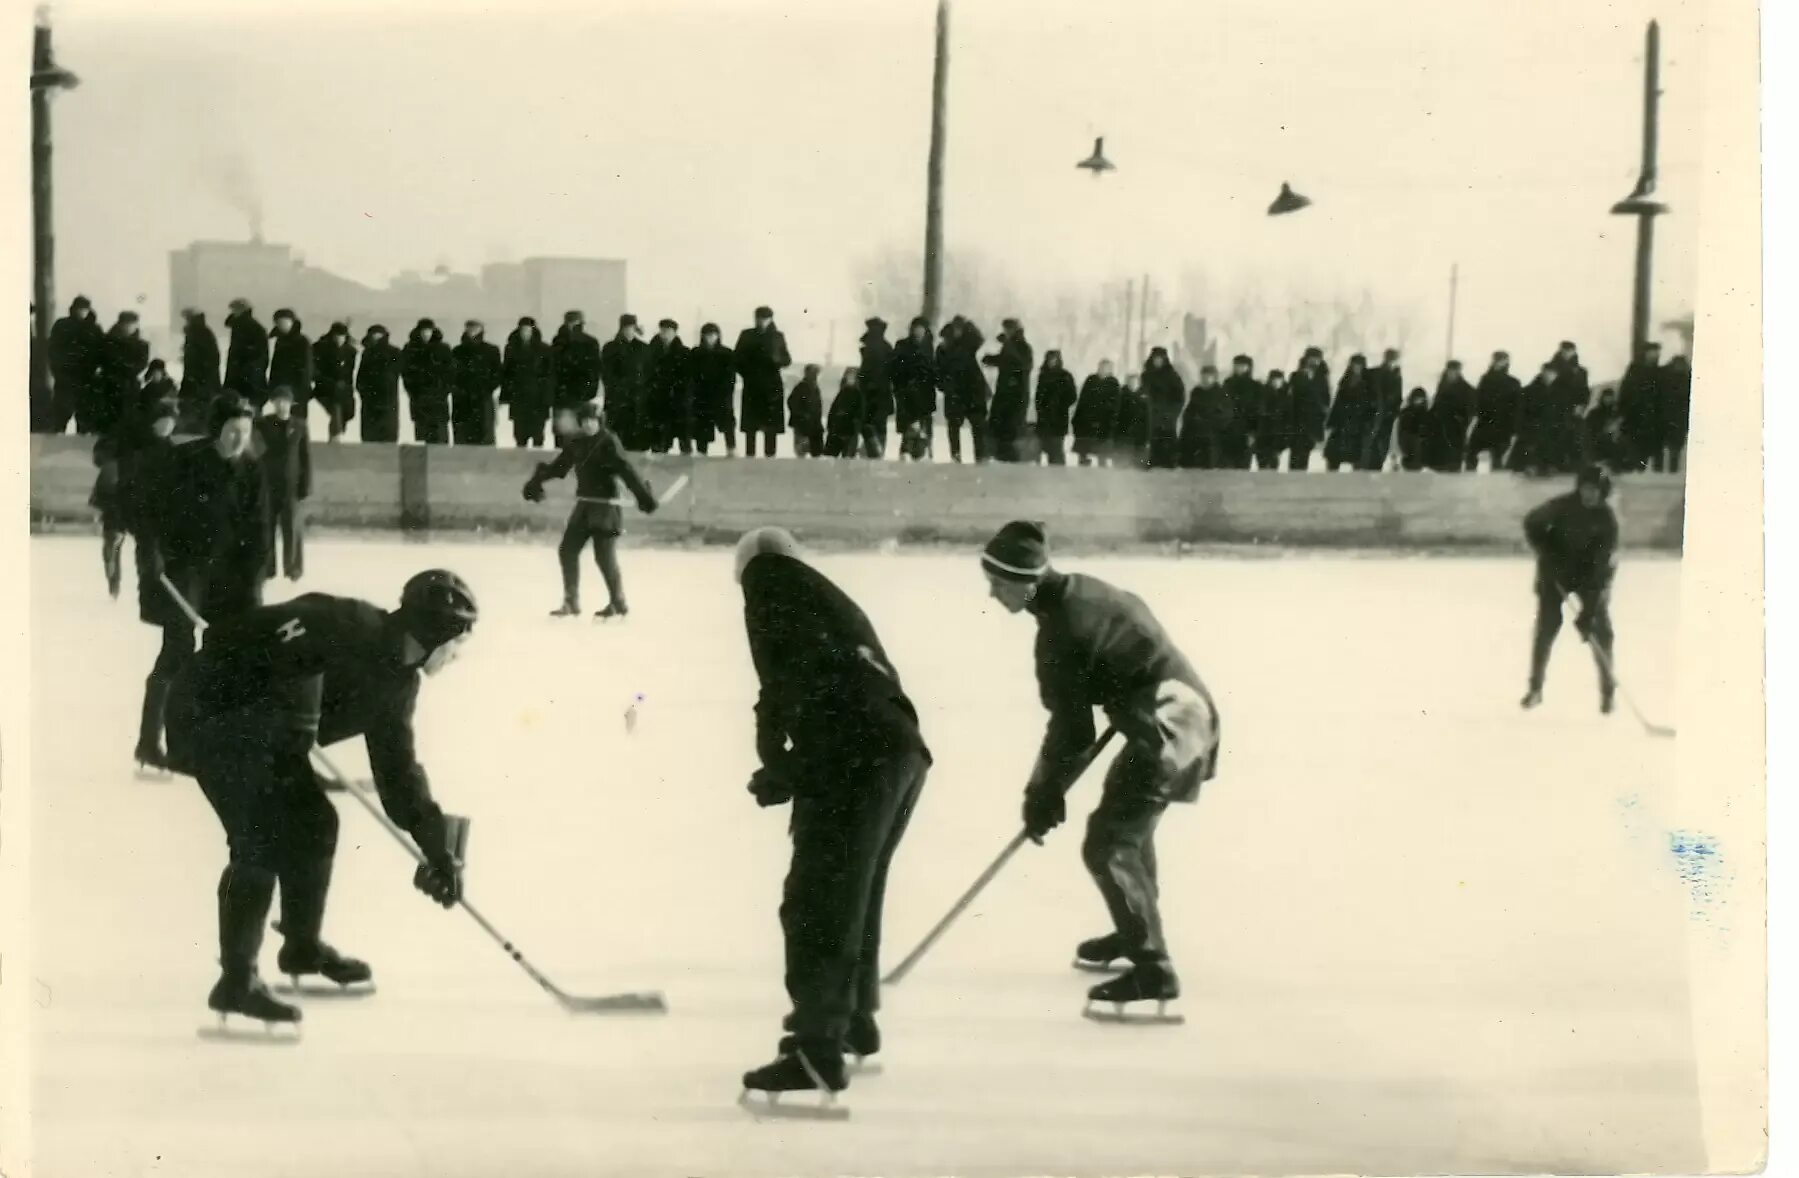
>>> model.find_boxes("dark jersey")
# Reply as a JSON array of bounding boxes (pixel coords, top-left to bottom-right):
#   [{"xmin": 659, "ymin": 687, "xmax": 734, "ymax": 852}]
[
  {"xmin": 532, "ymin": 429, "xmax": 656, "ymax": 507},
  {"xmin": 190, "ymin": 594, "xmax": 445, "ymax": 837},
  {"xmin": 1524, "ymin": 492, "xmax": 1619, "ymax": 594}
]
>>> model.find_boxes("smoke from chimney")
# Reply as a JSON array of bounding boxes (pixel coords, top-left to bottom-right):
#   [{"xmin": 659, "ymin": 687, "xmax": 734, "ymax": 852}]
[{"xmin": 203, "ymin": 149, "xmax": 264, "ymax": 244}]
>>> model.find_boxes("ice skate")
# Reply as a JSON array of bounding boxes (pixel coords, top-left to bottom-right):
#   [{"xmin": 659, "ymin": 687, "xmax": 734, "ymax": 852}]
[
  {"xmin": 738, "ymin": 1047, "xmax": 850, "ymax": 1121},
  {"xmin": 549, "ymin": 601, "xmax": 581, "ymax": 618},
  {"xmin": 197, "ymin": 971, "xmax": 302, "ymax": 1044},
  {"xmin": 274, "ymin": 939, "xmax": 375, "ymax": 997},
  {"xmin": 1519, "ymin": 688, "xmax": 1543, "ymax": 710},
  {"xmin": 845, "ymin": 1013, "xmax": 883, "ymax": 1076},
  {"xmin": 1083, "ymin": 960, "xmax": 1185, "ymax": 1026},
  {"xmin": 1072, "ymin": 932, "xmax": 1129, "ymax": 973},
  {"xmin": 593, "ymin": 602, "xmax": 629, "ymax": 622}
]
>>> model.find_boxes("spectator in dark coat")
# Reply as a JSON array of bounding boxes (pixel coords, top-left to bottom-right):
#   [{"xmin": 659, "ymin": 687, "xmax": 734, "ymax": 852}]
[
  {"xmin": 689, "ymin": 323, "xmax": 738, "ymax": 455},
  {"xmin": 1254, "ymin": 369, "xmax": 1293, "ymax": 471},
  {"xmin": 312, "ymin": 322, "xmax": 358, "ymax": 442},
  {"xmin": 180, "ymin": 308, "xmax": 222, "ymax": 411},
  {"xmin": 1324, "ymin": 354, "xmax": 1373, "ymax": 471},
  {"xmin": 735, "ymin": 306, "xmax": 792, "ymax": 457},
  {"xmin": 1179, "ymin": 365, "xmax": 1222, "ymax": 469},
  {"xmin": 452, "ymin": 321, "xmax": 503, "ymax": 445},
  {"xmin": 1219, "ymin": 355, "xmax": 1261, "ymax": 470},
  {"xmin": 1511, "ymin": 362, "xmax": 1563, "ymax": 476},
  {"xmin": 645, "ymin": 319, "xmax": 692, "ymax": 454},
  {"xmin": 1362, "ymin": 348, "xmax": 1404, "ymax": 470},
  {"xmin": 790, "ymin": 364, "xmax": 827, "ymax": 458},
  {"xmin": 983, "ymin": 319, "xmax": 1034, "ymax": 463},
  {"xmin": 1141, "ymin": 346, "xmax": 1186, "ymax": 469},
  {"xmin": 600, "ymin": 313, "xmax": 650, "ymax": 450},
  {"xmin": 49, "ymin": 294, "xmax": 105, "ymax": 434},
  {"xmin": 134, "ymin": 359, "xmax": 179, "ymax": 442},
  {"xmin": 1549, "ymin": 340, "xmax": 1592, "ymax": 473},
  {"xmin": 255, "ymin": 386, "xmax": 310, "ymax": 580},
  {"xmin": 223, "ymin": 299, "xmax": 270, "ymax": 408},
  {"xmin": 1073, "ymin": 360, "xmax": 1122, "ymax": 466},
  {"xmin": 267, "ymin": 310, "xmax": 313, "ymax": 415},
  {"xmin": 357, "ymin": 326, "xmax": 402, "ymax": 443},
  {"xmin": 939, "ymin": 316, "xmax": 991, "ymax": 463},
  {"xmin": 1289, "ymin": 348, "xmax": 1331, "ymax": 471},
  {"xmin": 98, "ymin": 311, "xmax": 150, "ymax": 438},
  {"xmin": 824, "ymin": 367, "xmax": 870, "ymax": 459},
  {"xmin": 891, "ymin": 317, "xmax": 937, "ymax": 458},
  {"xmin": 502, "ymin": 317, "xmax": 555, "ymax": 448},
  {"xmin": 1618, "ymin": 341, "xmax": 1665, "ymax": 471},
  {"xmin": 1112, "ymin": 374, "xmax": 1149, "ymax": 469},
  {"xmin": 1662, "ymin": 354, "xmax": 1691, "ymax": 473},
  {"xmin": 1034, "ymin": 350, "xmax": 1077, "ymax": 465},
  {"xmin": 1584, "ymin": 386, "xmax": 1629, "ymax": 472},
  {"xmin": 1427, "ymin": 361, "xmax": 1477, "ymax": 472},
  {"xmin": 1397, "ymin": 387, "xmax": 1432, "ymax": 471},
  {"xmin": 401, "ymin": 319, "xmax": 454, "ymax": 444},
  {"xmin": 1465, "ymin": 351, "xmax": 1521, "ymax": 471},
  {"xmin": 859, "ymin": 318, "xmax": 896, "ymax": 457},
  {"xmin": 552, "ymin": 310, "xmax": 602, "ymax": 410}
]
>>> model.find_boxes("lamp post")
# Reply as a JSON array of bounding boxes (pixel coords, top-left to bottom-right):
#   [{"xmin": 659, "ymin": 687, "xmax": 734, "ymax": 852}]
[
  {"xmin": 1610, "ymin": 20, "xmax": 1668, "ymax": 364},
  {"xmin": 921, "ymin": 0, "xmax": 949, "ymax": 329},
  {"xmin": 31, "ymin": 5, "xmax": 80, "ymax": 432}
]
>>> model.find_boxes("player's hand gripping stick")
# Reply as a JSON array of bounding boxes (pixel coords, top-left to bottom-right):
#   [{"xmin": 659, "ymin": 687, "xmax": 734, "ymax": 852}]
[
  {"xmin": 882, "ymin": 727, "xmax": 1118, "ymax": 987},
  {"xmin": 156, "ymin": 574, "xmax": 669, "ymax": 1016}
]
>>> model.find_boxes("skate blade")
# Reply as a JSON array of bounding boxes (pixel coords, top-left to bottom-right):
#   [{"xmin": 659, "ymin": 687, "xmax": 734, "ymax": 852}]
[
  {"xmin": 272, "ymin": 979, "xmax": 376, "ymax": 998},
  {"xmin": 134, "ymin": 764, "xmax": 175, "ymax": 782},
  {"xmin": 1072, "ymin": 958, "xmax": 1127, "ymax": 974},
  {"xmin": 560, "ymin": 990, "xmax": 667, "ymax": 1015},
  {"xmin": 196, "ymin": 1021, "xmax": 302, "ymax": 1045},
  {"xmin": 737, "ymin": 1090, "xmax": 850, "ymax": 1122},
  {"xmin": 1082, "ymin": 1000, "xmax": 1185, "ymax": 1026},
  {"xmin": 847, "ymin": 1057, "xmax": 883, "ymax": 1077}
]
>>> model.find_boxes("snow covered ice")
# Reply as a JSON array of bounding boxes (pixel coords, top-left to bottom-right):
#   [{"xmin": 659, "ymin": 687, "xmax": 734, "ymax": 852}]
[{"xmin": 27, "ymin": 534, "xmax": 1699, "ymax": 1177}]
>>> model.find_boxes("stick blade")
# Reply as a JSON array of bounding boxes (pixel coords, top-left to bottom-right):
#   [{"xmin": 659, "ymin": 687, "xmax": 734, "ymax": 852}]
[
  {"xmin": 1647, "ymin": 723, "xmax": 1678, "ymax": 739},
  {"xmin": 560, "ymin": 990, "xmax": 668, "ymax": 1015}
]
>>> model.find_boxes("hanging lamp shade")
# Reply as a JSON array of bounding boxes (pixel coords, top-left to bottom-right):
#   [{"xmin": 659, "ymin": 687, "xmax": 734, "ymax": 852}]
[
  {"xmin": 1267, "ymin": 182, "xmax": 1311, "ymax": 216},
  {"xmin": 1076, "ymin": 137, "xmax": 1116, "ymax": 176}
]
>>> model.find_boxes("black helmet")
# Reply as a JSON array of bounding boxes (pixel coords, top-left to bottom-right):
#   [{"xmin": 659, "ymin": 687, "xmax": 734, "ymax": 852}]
[
  {"xmin": 1576, "ymin": 464, "xmax": 1613, "ymax": 500},
  {"xmin": 399, "ymin": 569, "xmax": 478, "ymax": 649}
]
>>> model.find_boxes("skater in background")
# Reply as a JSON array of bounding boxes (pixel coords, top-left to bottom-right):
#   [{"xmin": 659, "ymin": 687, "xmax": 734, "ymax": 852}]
[
  {"xmin": 402, "ymin": 319, "xmax": 454, "ymax": 445},
  {"xmin": 50, "ymin": 295, "xmax": 104, "ymax": 434},
  {"xmin": 1324, "ymin": 354, "xmax": 1373, "ymax": 471},
  {"xmin": 1141, "ymin": 346, "xmax": 1186, "ymax": 470},
  {"xmin": 524, "ymin": 402, "xmax": 659, "ymax": 619},
  {"xmin": 1178, "ymin": 364, "xmax": 1221, "ymax": 470},
  {"xmin": 502, "ymin": 317, "xmax": 555, "ymax": 448},
  {"xmin": 312, "ymin": 322, "xmax": 358, "ymax": 442},
  {"xmin": 733, "ymin": 526, "xmax": 931, "ymax": 1105},
  {"xmin": 891, "ymin": 316, "xmax": 937, "ymax": 459},
  {"xmin": 1034, "ymin": 349, "xmax": 1077, "ymax": 466},
  {"xmin": 859, "ymin": 318, "xmax": 896, "ymax": 457},
  {"xmin": 1661, "ymin": 354, "xmax": 1691, "ymax": 473},
  {"xmin": 1112, "ymin": 373, "xmax": 1148, "ymax": 469},
  {"xmin": 357, "ymin": 325, "xmax": 403, "ymax": 443},
  {"xmin": 1253, "ymin": 368, "xmax": 1292, "ymax": 471},
  {"xmin": 983, "ymin": 318, "xmax": 1034, "ymax": 463},
  {"xmin": 452, "ymin": 320, "xmax": 503, "ymax": 446},
  {"xmin": 1288, "ymin": 348, "xmax": 1331, "ymax": 472},
  {"xmin": 645, "ymin": 318, "xmax": 692, "ymax": 454},
  {"xmin": 115, "ymin": 398, "xmax": 182, "ymax": 597},
  {"xmin": 600, "ymin": 314, "xmax": 649, "ymax": 450},
  {"xmin": 688, "ymin": 323, "xmax": 737, "ymax": 456},
  {"xmin": 979, "ymin": 521, "xmax": 1218, "ymax": 1019},
  {"xmin": 1521, "ymin": 464, "xmax": 1620, "ymax": 713},
  {"xmin": 267, "ymin": 310, "xmax": 313, "ymax": 419},
  {"xmin": 735, "ymin": 306, "xmax": 792, "ymax": 458},
  {"xmin": 164, "ymin": 569, "xmax": 478, "ymax": 1032},
  {"xmin": 1428, "ymin": 361, "xmax": 1476, "ymax": 472},
  {"xmin": 256, "ymin": 387, "xmax": 311, "ymax": 582},
  {"xmin": 1396, "ymin": 387, "xmax": 1432, "ymax": 471},
  {"xmin": 791, "ymin": 364, "xmax": 827, "ymax": 457},
  {"xmin": 553, "ymin": 310, "xmax": 602, "ymax": 413},
  {"xmin": 224, "ymin": 298, "xmax": 270, "ymax": 408},
  {"xmin": 1465, "ymin": 351, "xmax": 1521, "ymax": 471},
  {"xmin": 132, "ymin": 395, "xmax": 267, "ymax": 774}
]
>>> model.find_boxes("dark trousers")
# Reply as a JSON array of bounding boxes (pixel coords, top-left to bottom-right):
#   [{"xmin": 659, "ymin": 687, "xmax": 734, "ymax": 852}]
[
  {"xmin": 782, "ymin": 747, "xmax": 930, "ymax": 1046},
  {"xmin": 513, "ymin": 414, "xmax": 548, "ymax": 448},
  {"xmin": 361, "ymin": 399, "xmax": 399, "ymax": 443},
  {"xmin": 558, "ymin": 502, "xmax": 624, "ymax": 609},
  {"xmin": 1289, "ymin": 440, "xmax": 1315, "ymax": 471},
  {"xmin": 1040, "ymin": 433, "xmax": 1067, "ymax": 465},
  {"xmin": 414, "ymin": 410, "xmax": 450, "ymax": 445},
  {"xmin": 1146, "ymin": 428, "xmax": 1180, "ymax": 470},
  {"xmin": 1666, "ymin": 440, "xmax": 1686, "ymax": 473},
  {"xmin": 139, "ymin": 621, "xmax": 195, "ymax": 756},
  {"xmin": 1529, "ymin": 575, "xmax": 1615, "ymax": 696},
  {"xmin": 744, "ymin": 430, "xmax": 779, "ymax": 457},
  {"xmin": 1465, "ymin": 431, "xmax": 1511, "ymax": 471},
  {"xmin": 1254, "ymin": 442, "xmax": 1286, "ymax": 470},
  {"xmin": 945, "ymin": 406, "xmax": 988, "ymax": 462},
  {"xmin": 1081, "ymin": 749, "xmax": 1173, "ymax": 965},
  {"xmin": 264, "ymin": 498, "xmax": 304, "ymax": 581},
  {"xmin": 451, "ymin": 396, "xmax": 492, "ymax": 445}
]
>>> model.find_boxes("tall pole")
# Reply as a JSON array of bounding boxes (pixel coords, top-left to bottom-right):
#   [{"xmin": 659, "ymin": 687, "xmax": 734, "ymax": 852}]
[
  {"xmin": 1137, "ymin": 273, "xmax": 1150, "ymax": 361},
  {"xmin": 1122, "ymin": 278, "xmax": 1135, "ymax": 370},
  {"xmin": 921, "ymin": 0, "xmax": 949, "ymax": 328},
  {"xmin": 30, "ymin": 9, "xmax": 79, "ymax": 432},
  {"xmin": 1611, "ymin": 20, "xmax": 1666, "ymax": 365},
  {"xmin": 1445, "ymin": 262, "xmax": 1459, "ymax": 363}
]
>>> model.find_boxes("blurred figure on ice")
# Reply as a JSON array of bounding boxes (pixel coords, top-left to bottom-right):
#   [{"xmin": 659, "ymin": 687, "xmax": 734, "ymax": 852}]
[
  {"xmin": 600, "ymin": 314, "xmax": 649, "ymax": 450},
  {"xmin": 1427, "ymin": 361, "xmax": 1476, "ymax": 472},
  {"xmin": 736, "ymin": 306, "xmax": 792, "ymax": 458},
  {"xmin": 1584, "ymin": 386, "xmax": 1628, "ymax": 472},
  {"xmin": 1511, "ymin": 362, "xmax": 1563, "ymax": 476},
  {"xmin": 402, "ymin": 319, "xmax": 454, "ymax": 444},
  {"xmin": 1362, "ymin": 348, "xmax": 1404, "ymax": 471},
  {"xmin": 1618, "ymin": 340, "xmax": 1666, "ymax": 471},
  {"xmin": 1034, "ymin": 350, "xmax": 1077, "ymax": 466},
  {"xmin": 49, "ymin": 294, "xmax": 104, "ymax": 434},
  {"xmin": 938, "ymin": 316, "xmax": 990, "ymax": 463},
  {"xmin": 91, "ymin": 395, "xmax": 178, "ymax": 599},
  {"xmin": 689, "ymin": 323, "xmax": 738, "ymax": 456},
  {"xmin": 1253, "ymin": 368, "xmax": 1292, "ymax": 471},
  {"xmin": 132, "ymin": 395, "xmax": 268, "ymax": 774},
  {"xmin": 1661, "ymin": 354, "xmax": 1691, "ymax": 473},
  {"xmin": 1288, "ymin": 348, "xmax": 1331, "ymax": 472},
  {"xmin": 980, "ymin": 521, "xmax": 1218, "ymax": 1019},
  {"xmin": 1396, "ymin": 387, "xmax": 1432, "ymax": 471},
  {"xmin": 645, "ymin": 319, "xmax": 692, "ymax": 454},
  {"xmin": 312, "ymin": 322, "xmax": 358, "ymax": 442},
  {"xmin": 224, "ymin": 299, "xmax": 270, "ymax": 408},
  {"xmin": 1178, "ymin": 364, "xmax": 1221, "ymax": 470},
  {"xmin": 983, "ymin": 318, "xmax": 1034, "ymax": 463},
  {"xmin": 452, "ymin": 321, "xmax": 503, "ymax": 446},
  {"xmin": 553, "ymin": 310, "xmax": 602, "ymax": 413},
  {"xmin": 859, "ymin": 318, "xmax": 896, "ymax": 457},
  {"xmin": 733, "ymin": 526, "xmax": 931, "ymax": 1103},
  {"xmin": 1141, "ymin": 346, "xmax": 1185, "ymax": 470},
  {"xmin": 791, "ymin": 363, "xmax": 827, "ymax": 458},
  {"xmin": 1072, "ymin": 359, "xmax": 1121, "ymax": 467},
  {"xmin": 1112, "ymin": 373, "xmax": 1148, "ymax": 469},
  {"xmin": 524, "ymin": 402, "xmax": 659, "ymax": 620},
  {"xmin": 138, "ymin": 359, "xmax": 179, "ymax": 424},
  {"xmin": 1324, "ymin": 354, "xmax": 1373, "ymax": 471},
  {"xmin": 357, "ymin": 326, "xmax": 403, "ymax": 443},
  {"xmin": 267, "ymin": 310, "xmax": 313, "ymax": 419},
  {"xmin": 890, "ymin": 317, "xmax": 938, "ymax": 460},
  {"xmin": 1219, "ymin": 355, "xmax": 1260, "ymax": 470},
  {"xmin": 1465, "ymin": 351, "xmax": 1520, "ymax": 472},
  {"xmin": 502, "ymin": 317, "xmax": 555, "ymax": 449},
  {"xmin": 163, "ymin": 569, "xmax": 478, "ymax": 1031},
  {"xmin": 180, "ymin": 309, "xmax": 222, "ymax": 422},
  {"xmin": 256, "ymin": 387, "xmax": 311, "ymax": 582},
  {"xmin": 1521, "ymin": 465, "xmax": 1619, "ymax": 713},
  {"xmin": 98, "ymin": 311, "xmax": 149, "ymax": 439}
]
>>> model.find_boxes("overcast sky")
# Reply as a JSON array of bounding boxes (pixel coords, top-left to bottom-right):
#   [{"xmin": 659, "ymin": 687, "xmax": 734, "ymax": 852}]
[{"xmin": 48, "ymin": 0, "xmax": 1705, "ymax": 378}]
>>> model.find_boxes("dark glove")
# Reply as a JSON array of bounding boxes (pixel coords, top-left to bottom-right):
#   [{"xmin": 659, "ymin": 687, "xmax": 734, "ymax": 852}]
[
  {"xmin": 522, "ymin": 477, "xmax": 545, "ymax": 503},
  {"xmin": 1022, "ymin": 788, "xmax": 1066, "ymax": 844},
  {"xmin": 410, "ymin": 812, "xmax": 464, "ymax": 908},
  {"xmin": 636, "ymin": 493, "xmax": 658, "ymax": 514},
  {"xmin": 747, "ymin": 766, "xmax": 793, "ymax": 808}
]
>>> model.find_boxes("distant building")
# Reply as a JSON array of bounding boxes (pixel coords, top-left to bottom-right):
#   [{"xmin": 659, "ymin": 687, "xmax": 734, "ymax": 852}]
[{"xmin": 168, "ymin": 240, "xmax": 628, "ymax": 341}]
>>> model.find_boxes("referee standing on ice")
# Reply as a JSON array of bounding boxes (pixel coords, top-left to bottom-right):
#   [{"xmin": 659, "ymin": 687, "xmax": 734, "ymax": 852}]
[{"xmin": 982, "ymin": 521, "xmax": 1220, "ymax": 1021}]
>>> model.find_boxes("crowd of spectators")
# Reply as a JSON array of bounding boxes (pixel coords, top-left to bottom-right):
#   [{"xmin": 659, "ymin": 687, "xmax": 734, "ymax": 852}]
[{"xmin": 38, "ymin": 294, "xmax": 1693, "ymax": 477}]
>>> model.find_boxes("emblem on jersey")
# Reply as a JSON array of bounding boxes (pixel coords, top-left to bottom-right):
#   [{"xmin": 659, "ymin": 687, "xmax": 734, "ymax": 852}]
[{"xmin": 276, "ymin": 618, "xmax": 307, "ymax": 644}]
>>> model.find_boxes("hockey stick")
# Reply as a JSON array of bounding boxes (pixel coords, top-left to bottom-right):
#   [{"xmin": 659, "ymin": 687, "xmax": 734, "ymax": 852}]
[
  {"xmin": 658, "ymin": 472, "xmax": 690, "ymax": 504},
  {"xmin": 157, "ymin": 574, "xmax": 668, "ymax": 1015},
  {"xmin": 882, "ymin": 727, "xmax": 1119, "ymax": 987},
  {"xmin": 1561, "ymin": 591, "xmax": 1676, "ymax": 739}
]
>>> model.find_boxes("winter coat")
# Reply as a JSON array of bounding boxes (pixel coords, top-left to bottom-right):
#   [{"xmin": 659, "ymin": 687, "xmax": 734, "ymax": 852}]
[
  {"xmin": 1397, "ymin": 396, "xmax": 1432, "ymax": 469},
  {"xmin": 1324, "ymin": 368, "xmax": 1374, "ymax": 465},
  {"xmin": 1256, "ymin": 378, "xmax": 1293, "ymax": 445},
  {"xmin": 859, "ymin": 329, "xmax": 896, "ymax": 420},
  {"xmin": 1472, "ymin": 369, "xmax": 1523, "ymax": 436},
  {"xmin": 1513, "ymin": 375, "xmax": 1564, "ymax": 470},
  {"xmin": 182, "ymin": 318, "xmax": 222, "ymax": 397},
  {"xmin": 1585, "ymin": 392, "xmax": 1628, "ymax": 470},
  {"xmin": 552, "ymin": 328, "xmax": 602, "ymax": 407},
  {"xmin": 1073, "ymin": 374, "xmax": 1121, "ymax": 449},
  {"xmin": 1661, "ymin": 358, "xmax": 1691, "ymax": 448},
  {"xmin": 1034, "ymin": 357, "xmax": 1078, "ymax": 439},
  {"xmin": 502, "ymin": 330, "xmax": 555, "ymax": 423},
  {"xmin": 983, "ymin": 330, "xmax": 1035, "ymax": 438},
  {"xmin": 50, "ymin": 308, "xmax": 104, "ymax": 388},
  {"xmin": 224, "ymin": 309, "xmax": 269, "ymax": 401},
  {"xmin": 891, "ymin": 335, "xmax": 938, "ymax": 425},
  {"xmin": 268, "ymin": 322, "xmax": 313, "ymax": 402},
  {"xmin": 1179, "ymin": 384, "xmax": 1221, "ymax": 468},
  {"xmin": 599, "ymin": 335, "xmax": 649, "ymax": 427},
  {"xmin": 312, "ymin": 333, "xmax": 358, "ymax": 418},
  {"xmin": 1364, "ymin": 363, "xmax": 1404, "ymax": 468},
  {"xmin": 1618, "ymin": 360, "xmax": 1664, "ymax": 453},
  {"xmin": 939, "ymin": 325, "xmax": 990, "ymax": 416},
  {"xmin": 255, "ymin": 414, "xmax": 312, "ymax": 502},
  {"xmin": 645, "ymin": 336, "xmax": 692, "ymax": 441},
  {"xmin": 825, "ymin": 382, "xmax": 868, "ymax": 457},
  {"xmin": 1290, "ymin": 363, "xmax": 1331, "ymax": 446},
  {"xmin": 1142, "ymin": 360, "xmax": 1186, "ymax": 435},
  {"xmin": 688, "ymin": 341, "xmax": 738, "ymax": 444},
  {"xmin": 400, "ymin": 327, "xmax": 454, "ymax": 419},
  {"xmin": 1429, "ymin": 375, "xmax": 1477, "ymax": 468},
  {"xmin": 453, "ymin": 335, "xmax": 503, "ymax": 398},
  {"xmin": 357, "ymin": 332, "xmax": 403, "ymax": 441},
  {"xmin": 734, "ymin": 324, "xmax": 793, "ymax": 434},
  {"xmin": 1113, "ymin": 385, "xmax": 1148, "ymax": 458},
  {"xmin": 790, "ymin": 377, "xmax": 826, "ymax": 435}
]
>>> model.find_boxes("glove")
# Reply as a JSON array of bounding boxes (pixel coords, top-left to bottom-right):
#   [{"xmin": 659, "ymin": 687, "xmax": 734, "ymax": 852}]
[
  {"xmin": 1022, "ymin": 787, "xmax": 1066, "ymax": 844},
  {"xmin": 747, "ymin": 766, "xmax": 793, "ymax": 808},
  {"xmin": 636, "ymin": 494, "xmax": 659, "ymax": 515},
  {"xmin": 522, "ymin": 477, "xmax": 545, "ymax": 503},
  {"xmin": 410, "ymin": 812, "xmax": 464, "ymax": 908}
]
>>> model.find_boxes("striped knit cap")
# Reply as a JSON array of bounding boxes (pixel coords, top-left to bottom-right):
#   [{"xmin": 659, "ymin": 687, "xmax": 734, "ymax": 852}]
[{"xmin": 982, "ymin": 521, "xmax": 1050, "ymax": 582}]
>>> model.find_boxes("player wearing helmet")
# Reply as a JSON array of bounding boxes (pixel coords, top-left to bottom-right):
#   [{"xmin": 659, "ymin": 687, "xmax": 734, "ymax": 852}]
[
  {"xmin": 1522, "ymin": 465, "xmax": 1621, "ymax": 713},
  {"xmin": 165, "ymin": 570, "xmax": 479, "ymax": 1035}
]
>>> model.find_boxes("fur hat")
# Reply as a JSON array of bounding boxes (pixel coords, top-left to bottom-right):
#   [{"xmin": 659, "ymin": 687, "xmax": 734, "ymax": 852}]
[{"xmin": 734, "ymin": 525, "xmax": 802, "ymax": 584}]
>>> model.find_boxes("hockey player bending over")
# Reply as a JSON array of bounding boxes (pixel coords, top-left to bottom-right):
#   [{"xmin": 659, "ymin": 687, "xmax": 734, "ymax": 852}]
[
  {"xmin": 735, "ymin": 527, "xmax": 931, "ymax": 1112},
  {"xmin": 1521, "ymin": 464, "xmax": 1620, "ymax": 713},
  {"xmin": 166, "ymin": 570, "xmax": 479, "ymax": 1034},
  {"xmin": 981, "ymin": 521, "xmax": 1219, "ymax": 1022},
  {"xmin": 523, "ymin": 403, "xmax": 658, "ymax": 620}
]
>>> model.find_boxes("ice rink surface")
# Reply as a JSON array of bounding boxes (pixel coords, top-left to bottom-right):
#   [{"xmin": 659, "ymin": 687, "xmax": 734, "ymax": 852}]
[{"xmin": 27, "ymin": 533, "xmax": 1700, "ymax": 1178}]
